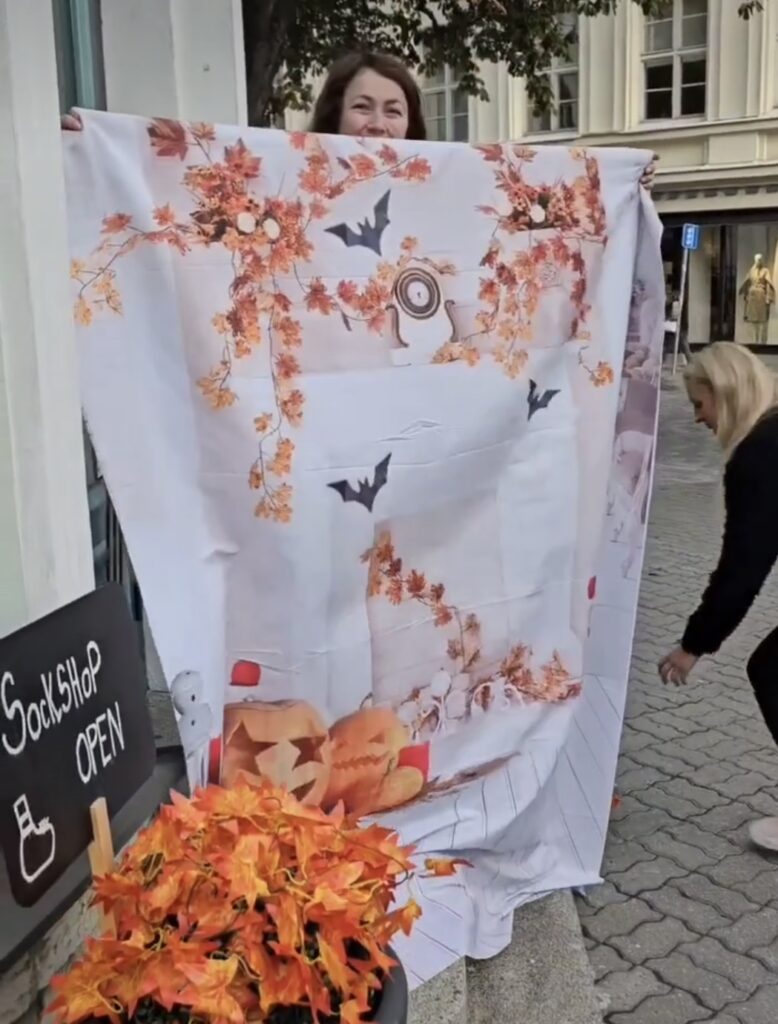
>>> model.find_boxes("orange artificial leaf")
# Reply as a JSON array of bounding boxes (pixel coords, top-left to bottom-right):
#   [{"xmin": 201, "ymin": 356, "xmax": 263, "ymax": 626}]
[
  {"xmin": 318, "ymin": 936, "xmax": 353, "ymax": 994},
  {"xmin": 48, "ymin": 959, "xmax": 118, "ymax": 1024},
  {"xmin": 423, "ymin": 857, "xmax": 473, "ymax": 878},
  {"xmin": 178, "ymin": 957, "xmax": 244, "ymax": 1023},
  {"xmin": 147, "ymin": 118, "xmax": 189, "ymax": 160}
]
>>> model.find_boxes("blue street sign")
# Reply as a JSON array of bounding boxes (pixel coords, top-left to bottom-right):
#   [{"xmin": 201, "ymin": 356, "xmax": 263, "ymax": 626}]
[{"xmin": 682, "ymin": 223, "xmax": 700, "ymax": 251}]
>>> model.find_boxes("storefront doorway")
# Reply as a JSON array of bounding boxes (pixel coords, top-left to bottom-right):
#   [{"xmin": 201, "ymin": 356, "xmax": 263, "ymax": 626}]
[{"xmin": 662, "ymin": 211, "xmax": 778, "ymax": 350}]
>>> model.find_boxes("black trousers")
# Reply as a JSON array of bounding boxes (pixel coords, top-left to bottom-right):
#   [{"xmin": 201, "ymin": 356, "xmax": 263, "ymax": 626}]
[{"xmin": 747, "ymin": 625, "xmax": 778, "ymax": 747}]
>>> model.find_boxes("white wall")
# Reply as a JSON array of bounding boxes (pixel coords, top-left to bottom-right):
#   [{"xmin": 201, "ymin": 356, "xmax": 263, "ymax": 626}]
[{"xmin": 101, "ymin": 0, "xmax": 247, "ymax": 124}]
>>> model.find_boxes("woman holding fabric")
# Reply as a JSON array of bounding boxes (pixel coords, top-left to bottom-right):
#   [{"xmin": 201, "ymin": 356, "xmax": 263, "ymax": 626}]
[
  {"xmin": 62, "ymin": 49, "xmax": 658, "ymax": 187},
  {"xmin": 659, "ymin": 343, "xmax": 778, "ymax": 851}
]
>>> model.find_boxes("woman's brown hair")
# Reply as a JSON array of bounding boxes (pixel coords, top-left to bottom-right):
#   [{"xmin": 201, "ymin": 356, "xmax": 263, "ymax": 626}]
[{"xmin": 310, "ymin": 51, "xmax": 427, "ymax": 141}]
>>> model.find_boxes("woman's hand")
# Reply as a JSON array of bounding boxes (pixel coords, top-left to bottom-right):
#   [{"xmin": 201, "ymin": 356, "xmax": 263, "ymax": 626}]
[
  {"xmin": 658, "ymin": 646, "xmax": 698, "ymax": 686},
  {"xmin": 61, "ymin": 111, "xmax": 83, "ymax": 131},
  {"xmin": 640, "ymin": 154, "xmax": 658, "ymax": 192}
]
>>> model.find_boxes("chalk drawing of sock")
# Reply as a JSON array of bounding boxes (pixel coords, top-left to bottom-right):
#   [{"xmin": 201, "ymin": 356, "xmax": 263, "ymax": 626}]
[
  {"xmin": 14, "ymin": 794, "xmax": 56, "ymax": 885},
  {"xmin": 170, "ymin": 671, "xmax": 212, "ymax": 787}
]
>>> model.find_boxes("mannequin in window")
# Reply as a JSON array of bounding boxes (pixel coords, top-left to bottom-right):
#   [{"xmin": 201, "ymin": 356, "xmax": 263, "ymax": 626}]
[{"xmin": 739, "ymin": 254, "xmax": 775, "ymax": 345}]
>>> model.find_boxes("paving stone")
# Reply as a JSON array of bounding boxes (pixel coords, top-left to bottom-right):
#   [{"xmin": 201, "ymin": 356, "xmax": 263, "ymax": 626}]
[
  {"xmin": 672, "ymin": 874, "xmax": 760, "ymax": 922},
  {"xmin": 710, "ymin": 908, "xmax": 778, "ymax": 956},
  {"xmin": 642, "ymin": 884, "xmax": 729, "ymax": 935},
  {"xmin": 630, "ymin": 783, "xmax": 707, "ymax": 820},
  {"xmin": 582, "ymin": 898, "xmax": 661, "ymax": 944},
  {"xmin": 689, "ymin": 803, "xmax": 755, "ymax": 836},
  {"xmin": 616, "ymin": 767, "xmax": 665, "ymax": 792},
  {"xmin": 587, "ymin": 943, "xmax": 632, "ymax": 982},
  {"xmin": 609, "ymin": 856, "xmax": 688, "ymax": 897},
  {"xmin": 576, "ymin": 880, "xmax": 629, "ymax": 916},
  {"xmin": 743, "ymin": 791, "xmax": 778, "ymax": 818},
  {"xmin": 610, "ymin": 918, "xmax": 697, "ymax": 965},
  {"xmin": 601, "ymin": 839, "xmax": 657, "ymax": 875},
  {"xmin": 751, "ymin": 940, "xmax": 778, "ymax": 972},
  {"xmin": 673, "ymin": 760, "xmax": 737, "ymax": 786},
  {"xmin": 609, "ymin": 805, "xmax": 673, "ymax": 842},
  {"xmin": 722, "ymin": 986, "xmax": 778, "ymax": 1024},
  {"xmin": 639, "ymin": 832, "xmax": 715, "ymax": 872},
  {"xmin": 598, "ymin": 966, "xmax": 668, "ymax": 1014},
  {"xmin": 733, "ymin": 871, "xmax": 778, "ymax": 908},
  {"xmin": 710, "ymin": 772, "xmax": 774, "ymax": 801},
  {"xmin": 645, "ymin": 952, "xmax": 750, "ymax": 1011},
  {"xmin": 708, "ymin": 855, "xmax": 778, "ymax": 889},
  {"xmin": 609, "ymin": 989, "xmax": 712, "ymax": 1023},
  {"xmin": 678, "ymin": 937, "xmax": 772, "ymax": 994},
  {"xmin": 657, "ymin": 777, "xmax": 728, "ymax": 811},
  {"xmin": 665, "ymin": 819, "xmax": 743, "ymax": 860}
]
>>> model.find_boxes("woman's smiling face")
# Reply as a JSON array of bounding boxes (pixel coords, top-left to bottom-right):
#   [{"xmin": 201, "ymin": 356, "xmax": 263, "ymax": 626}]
[{"xmin": 339, "ymin": 69, "xmax": 410, "ymax": 139}]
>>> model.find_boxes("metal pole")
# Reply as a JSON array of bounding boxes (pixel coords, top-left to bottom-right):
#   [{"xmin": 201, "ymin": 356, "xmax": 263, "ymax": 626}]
[{"xmin": 673, "ymin": 246, "xmax": 690, "ymax": 375}]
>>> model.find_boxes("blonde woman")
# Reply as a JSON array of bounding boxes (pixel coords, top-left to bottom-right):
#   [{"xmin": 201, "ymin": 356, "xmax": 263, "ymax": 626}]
[{"xmin": 659, "ymin": 342, "xmax": 778, "ymax": 850}]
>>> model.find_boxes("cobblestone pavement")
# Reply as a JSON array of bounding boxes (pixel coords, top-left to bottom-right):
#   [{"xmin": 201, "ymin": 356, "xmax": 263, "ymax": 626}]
[{"xmin": 578, "ymin": 367, "xmax": 778, "ymax": 1024}]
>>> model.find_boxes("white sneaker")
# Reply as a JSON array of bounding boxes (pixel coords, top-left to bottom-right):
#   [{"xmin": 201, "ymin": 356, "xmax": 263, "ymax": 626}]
[{"xmin": 748, "ymin": 817, "xmax": 778, "ymax": 852}]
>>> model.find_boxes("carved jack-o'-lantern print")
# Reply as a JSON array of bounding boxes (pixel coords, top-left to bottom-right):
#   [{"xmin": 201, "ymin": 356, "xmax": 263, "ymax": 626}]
[
  {"xmin": 221, "ymin": 700, "xmax": 332, "ymax": 806},
  {"xmin": 323, "ymin": 706, "xmax": 426, "ymax": 816},
  {"xmin": 388, "ymin": 261, "xmax": 456, "ymax": 366}
]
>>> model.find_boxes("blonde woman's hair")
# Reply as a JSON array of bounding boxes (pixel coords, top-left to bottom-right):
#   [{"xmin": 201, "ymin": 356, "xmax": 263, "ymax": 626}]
[{"xmin": 684, "ymin": 342, "xmax": 778, "ymax": 455}]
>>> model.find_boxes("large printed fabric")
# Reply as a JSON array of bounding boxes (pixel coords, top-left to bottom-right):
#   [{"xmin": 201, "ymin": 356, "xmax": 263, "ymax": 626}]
[{"xmin": 64, "ymin": 112, "xmax": 663, "ymax": 982}]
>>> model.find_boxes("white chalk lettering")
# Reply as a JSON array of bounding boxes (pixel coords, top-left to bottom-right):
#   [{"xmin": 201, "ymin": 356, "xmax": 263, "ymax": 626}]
[
  {"xmin": 56, "ymin": 663, "xmax": 72, "ymax": 716},
  {"xmin": 75, "ymin": 731, "xmax": 92, "ymax": 783},
  {"xmin": 75, "ymin": 701, "xmax": 125, "ymax": 784},
  {"xmin": 87, "ymin": 642, "xmax": 101, "ymax": 694},
  {"xmin": 67, "ymin": 657, "xmax": 84, "ymax": 708},
  {"xmin": 0, "ymin": 641, "xmax": 105, "ymax": 755},
  {"xmin": 1, "ymin": 672, "xmax": 25, "ymax": 756}
]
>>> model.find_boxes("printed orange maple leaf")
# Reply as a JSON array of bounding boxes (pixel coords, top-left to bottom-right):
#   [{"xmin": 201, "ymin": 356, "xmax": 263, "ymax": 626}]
[
  {"xmin": 423, "ymin": 857, "xmax": 474, "ymax": 878},
  {"xmin": 440, "ymin": 143, "xmax": 610, "ymax": 384}
]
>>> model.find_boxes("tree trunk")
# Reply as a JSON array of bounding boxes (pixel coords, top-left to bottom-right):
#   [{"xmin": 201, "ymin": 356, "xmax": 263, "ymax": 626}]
[{"xmin": 243, "ymin": 0, "xmax": 298, "ymax": 125}]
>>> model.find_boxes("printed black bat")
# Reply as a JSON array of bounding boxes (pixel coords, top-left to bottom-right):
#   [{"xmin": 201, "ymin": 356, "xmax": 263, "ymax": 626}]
[
  {"xmin": 527, "ymin": 379, "xmax": 560, "ymax": 420},
  {"xmin": 325, "ymin": 190, "xmax": 391, "ymax": 255},
  {"xmin": 328, "ymin": 454, "xmax": 391, "ymax": 512}
]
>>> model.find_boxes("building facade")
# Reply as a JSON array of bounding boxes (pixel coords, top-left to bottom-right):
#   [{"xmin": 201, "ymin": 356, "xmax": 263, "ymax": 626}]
[{"xmin": 289, "ymin": 0, "xmax": 778, "ymax": 349}]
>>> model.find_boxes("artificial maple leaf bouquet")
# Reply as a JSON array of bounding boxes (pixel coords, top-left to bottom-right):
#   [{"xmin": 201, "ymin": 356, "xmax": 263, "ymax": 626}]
[{"xmin": 48, "ymin": 779, "xmax": 420, "ymax": 1024}]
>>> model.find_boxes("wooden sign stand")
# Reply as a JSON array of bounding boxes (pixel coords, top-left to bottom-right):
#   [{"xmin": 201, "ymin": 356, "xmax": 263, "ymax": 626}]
[{"xmin": 87, "ymin": 797, "xmax": 116, "ymax": 937}]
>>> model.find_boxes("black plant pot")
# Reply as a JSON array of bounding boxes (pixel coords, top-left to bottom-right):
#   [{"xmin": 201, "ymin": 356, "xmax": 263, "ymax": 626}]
[{"xmin": 372, "ymin": 956, "xmax": 408, "ymax": 1024}]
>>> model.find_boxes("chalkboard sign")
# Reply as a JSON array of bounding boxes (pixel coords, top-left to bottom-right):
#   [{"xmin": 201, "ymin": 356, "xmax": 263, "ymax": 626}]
[{"xmin": 0, "ymin": 586, "xmax": 156, "ymax": 907}]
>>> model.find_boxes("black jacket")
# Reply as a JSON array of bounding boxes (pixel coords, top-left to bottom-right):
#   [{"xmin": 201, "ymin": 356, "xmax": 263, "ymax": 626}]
[{"xmin": 682, "ymin": 409, "xmax": 778, "ymax": 657}]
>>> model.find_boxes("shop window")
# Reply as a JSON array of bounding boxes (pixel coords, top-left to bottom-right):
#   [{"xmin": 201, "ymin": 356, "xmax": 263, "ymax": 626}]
[
  {"xmin": 422, "ymin": 66, "xmax": 470, "ymax": 142},
  {"xmin": 51, "ymin": 0, "xmax": 106, "ymax": 114},
  {"xmin": 528, "ymin": 14, "xmax": 579, "ymax": 133},
  {"xmin": 644, "ymin": 0, "xmax": 707, "ymax": 121},
  {"xmin": 665, "ymin": 217, "xmax": 778, "ymax": 349}
]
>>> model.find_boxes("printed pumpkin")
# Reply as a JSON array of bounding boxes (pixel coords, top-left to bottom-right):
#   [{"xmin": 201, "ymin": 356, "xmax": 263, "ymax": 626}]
[
  {"xmin": 221, "ymin": 699, "xmax": 331, "ymax": 805},
  {"xmin": 324, "ymin": 706, "xmax": 425, "ymax": 816}
]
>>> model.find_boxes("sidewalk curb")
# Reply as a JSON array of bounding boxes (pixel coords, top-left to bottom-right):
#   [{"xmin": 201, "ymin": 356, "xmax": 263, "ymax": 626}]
[{"xmin": 409, "ymin": 891, "xmax": 602, "ymax": 1024}]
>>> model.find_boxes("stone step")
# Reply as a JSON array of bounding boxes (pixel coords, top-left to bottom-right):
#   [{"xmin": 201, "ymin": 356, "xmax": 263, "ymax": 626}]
[{"xmin": 409, "ymin": 892, "xmax": 602, "ymax": 1024}]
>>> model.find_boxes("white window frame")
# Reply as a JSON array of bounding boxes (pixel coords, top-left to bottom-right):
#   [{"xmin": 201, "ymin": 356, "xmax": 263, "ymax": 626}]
[
  {"xmin": 527, "ymin": 16, "xmax": 579, "ymax": 135},
  {"xmin": 422, "ymin": 65, "xmax": 470, "ymax": 142},
  {"xmin": 643, "ymin": 0, "xmax": 708, "ymax": 122}
]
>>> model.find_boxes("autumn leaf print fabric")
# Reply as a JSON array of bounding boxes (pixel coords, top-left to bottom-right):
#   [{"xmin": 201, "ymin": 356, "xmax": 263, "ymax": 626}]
[{"xmin": 63, "ymin": 110, "xmax": 663, "ymax": 982}]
